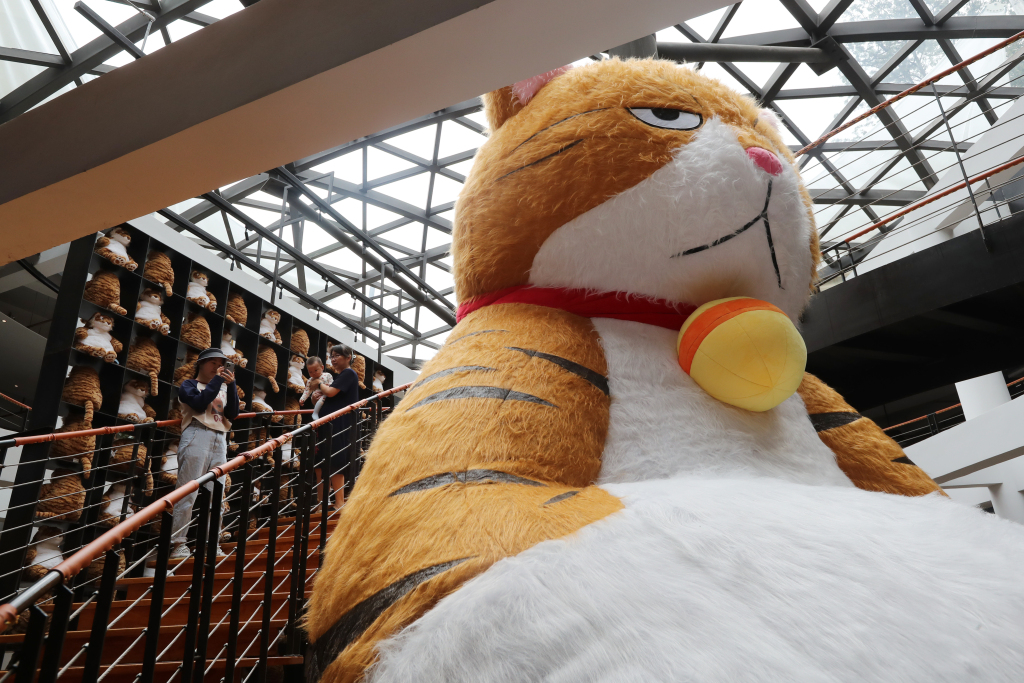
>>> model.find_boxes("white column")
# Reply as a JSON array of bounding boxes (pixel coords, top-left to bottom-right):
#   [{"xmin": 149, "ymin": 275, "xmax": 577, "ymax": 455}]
[{"xmin": 955, "ymin": 371, "xmax": 1011, "ymax": 421}]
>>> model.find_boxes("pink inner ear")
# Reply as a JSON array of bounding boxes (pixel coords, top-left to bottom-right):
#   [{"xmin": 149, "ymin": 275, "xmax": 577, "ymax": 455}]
[
  {"xmin": 759, "ymin": 108, "xmax": 782, "ymax": 131},
  {"xmin": 512, "ymin": 65, "xmax": 573, "ymax": 105}
]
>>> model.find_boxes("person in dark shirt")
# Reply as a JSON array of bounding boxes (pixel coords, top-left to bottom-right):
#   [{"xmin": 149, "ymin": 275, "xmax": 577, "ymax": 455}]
[
  {"xmin": 313, "ymin": 344, "xmax": 360, "ymax": 506},
  {"xmin": 170, "ymin": 347, "xmax": 238, "ymax": 560}
]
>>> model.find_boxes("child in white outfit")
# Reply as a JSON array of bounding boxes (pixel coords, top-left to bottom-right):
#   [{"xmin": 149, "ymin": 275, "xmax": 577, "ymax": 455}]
[{"xmin": 299, "ymin": 356, "xmax": 333, "ymax": 419}]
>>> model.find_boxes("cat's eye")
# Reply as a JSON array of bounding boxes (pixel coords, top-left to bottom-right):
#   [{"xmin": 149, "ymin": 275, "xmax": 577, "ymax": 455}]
[{"xmin": 628, "ymin": 108, "xmax": 702, "ymax": 131}]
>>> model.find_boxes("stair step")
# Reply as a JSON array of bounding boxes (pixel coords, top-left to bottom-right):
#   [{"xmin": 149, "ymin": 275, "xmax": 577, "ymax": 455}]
[
  {"xmin": 117, "ymin": 570, "xmax": 315, "ymax": 600},
  {"xmin": 60, "ymin": 652, "xmax": 300, "ymax": 683},
  {"xmin": 70, "ymin": 592, "xmax": 309, "ymax": 630},
  {"xmin": 150, "ymin": 546, "xmax": 319, "ymax": 573}
]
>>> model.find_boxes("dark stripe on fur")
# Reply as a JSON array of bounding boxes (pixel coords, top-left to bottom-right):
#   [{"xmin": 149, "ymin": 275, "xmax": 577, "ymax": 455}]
[
  {"xmin": 409, "ymin": 386, "xmax": 556, "ymax": 410},
  {"xmin": 306, "ymin": 557, "xmax": 472, "ymax": 683},
  {"xmin": 416, "ymin": 366, "xmax": 496, "ymax": 386},
  {"xmin": 447, "ymin": 329, "xmax": 509, "ymax": 345},
  {"xmin": 389, "ymin": 469, "xmax": 546, "ymax": 497},
  {"xmin": 542, "ymin": 490, "xmax": 580, "ymax": 506},
  {"xmin": 506, "ymin": 347, "xmax": 610, "ymax": 395},
  {"xmin": 892, "ymin": 456, "xmax": 916, "ymax": 465},
  {"xmin": 498, "ymin": 139, "xmax": 584, "ymax": 180},
  {"xmin": 510, "ymin": 108, "xmax": 610, "ymax": 154},
  {"xmin": 809, "ymin": 411, "xmax": 862, "ymax": 432}
]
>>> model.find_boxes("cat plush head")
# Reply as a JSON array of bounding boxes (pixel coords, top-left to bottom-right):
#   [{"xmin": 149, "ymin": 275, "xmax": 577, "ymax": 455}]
[
  {"xmin": 223, "ymin": 331, "xmax": 233, "ymax": 342},
  {"xmin": 110, "ymin": 226, "xmax": 131, "ymax": 246},
  {"xmin": 123, "ymin": 378, "xmax": 148, "ymax": 398},
  {"xmin": 290, "ymin": 355, "xmax": 304, "ymax": 368},
  {"xmin": 190, "ymin": 270, "xmax": 209, "ymax": 286},
  {"xmin": 140, "ymin": 288, "xmax": 163, "ymax": 305},
  {"xmin": 263, "ymin": 310, "xmax": 281, "ymax": 325},
  {"xmin": 83, "ymin": 312, "xmax": 114, "ymax": 331},
  {"xmin": 454, "ymin": 58, "xmax": 818, "ymax": 321}
]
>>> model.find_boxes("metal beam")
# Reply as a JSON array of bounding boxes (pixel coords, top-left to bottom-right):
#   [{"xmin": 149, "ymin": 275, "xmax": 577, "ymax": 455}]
[
  {"xmin": 274, "ymin": 167, "xmax": 457, "ymax": 315},
  {"xmin": 0, "ymin": 0, "xmax": 211, "ymax": 122},
  {"xmin": 658, "ymin": 43, "xmax": 831, "ymax": 63},
  {"xmin": 159, "ymin": 207, "xmax": 385, "ymax": 344},
  {"xmin": 0, "ymin": 47, "xmax": 64, "ymax": 68},
  {"xmin": 718, "ymin": 16, "xmax": 1024, "ymax": 46}
]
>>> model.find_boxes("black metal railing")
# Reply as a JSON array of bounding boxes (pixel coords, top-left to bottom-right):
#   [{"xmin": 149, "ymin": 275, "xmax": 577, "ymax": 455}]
[{"xmin": 0, "ymin": 383, "xmax": 407, "ymax": 683}]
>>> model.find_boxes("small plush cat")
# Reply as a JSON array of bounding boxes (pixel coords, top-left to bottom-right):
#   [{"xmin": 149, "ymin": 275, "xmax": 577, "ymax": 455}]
[
  {"xmin": 83, "ymin": 269, "xmax": 128, "ymax": 316},
  {"xmin": 23, "ymin": 526, "xmax": 64, "ymax": 583},
  {"xmin": 135, "ymin": 288, "xmax": 171, "ymax": 335},
  {"xmin": 117, "ymin": 379, "xmax": 155, "ymax": 423},
  {"xmin": 255, "ymin": 345, "xmax": 280, "ymax": 393},
  {"xmin": 61, "ymin": 366, "xmax": 103, "ymax": 422},
  {"xmin": 282, "ymin": 395, "xmax": 302, "ymax": 427},
  {"xmin": 94, "ymin": 226, "xmax": 138, "ymax": 271},
  {"xmin": 226, "ymin": 291, "xmax": 248, "ymax": 325},
  {"xmin": 143, "ymin": 250, "xmax": 175, "ymax": 297},
  {"xmin": 259, "ymin": 309, "xmax": 282, "ymax": 343},
  {"xmin": 351, "ymin": 353, "xmax": 366, "ymax": 390},
  {"xmin": 110, "ymin": 436, "xmax": 153, "ymax": 494},
  {"xmin": 221, "ymin": 331, "xmax": 248, "ymax": 368},
  {"xmin": 372, "ymin": 368, "xmax": 385, "ymax": 393},
  {"xmin": 287, "ymin": 355, "xmax": 305, "ymax": 393},
  {"xmin": 180, "ymin": 311, "xmax": 212, "ymax": 349},
  {"xmin": 50, "ymin": 415, "xmax": 96, "ymax": 476},
  {"xmin": 155, "ymin": 440, "xmax": 179, "ymax": 487},
  {"xmin": 98, "ymin": 481, "xmax": 135, "ymax": 527},
  {"xmin": 290, "ymin": 327, "xmax": 310, "ymax": 357},
  {"xmin": 80, "ymin": 547, "xmax": 125, "ymax": 584},
  {"xmin": 173, "ymin": 348, "xmax": 199, "ymax": 386},
  {"xmin": 74, "ymin": 312, "xmax": 122, "ymax": 363},
  {"xmin": 165, "ymin": 405, "xmax": 184, "ymax": 435},
  {"xmin": 186, "ymin": 270, "xmax": 217, "ymax": 312},
  {"xmin": 126, "ymin": 335, "xmax": 161, "ymax": 396},
  {"xmin": 34, "ymin": 469, "xmax": 86, "ymax": 522}
]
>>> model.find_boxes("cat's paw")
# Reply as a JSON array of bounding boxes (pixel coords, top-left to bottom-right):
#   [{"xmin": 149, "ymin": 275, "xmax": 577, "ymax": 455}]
[
  {"xmin": 125, "ymin": 261, "xmax": 138, "ymax": 272},
  {"xmin": 206, "ymin": 302, "xmax": 217, "ymax": 312},
  {"xmin": 159, "ymin": 324, "xmax": 170, "ymax": 335},
  {"xmin": 104, "ymin": 352, "xmax": 117, "ymax": 363}
]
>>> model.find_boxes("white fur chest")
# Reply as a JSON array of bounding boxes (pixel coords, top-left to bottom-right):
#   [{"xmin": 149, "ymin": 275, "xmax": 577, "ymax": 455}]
[
  {"xmin": 187, "ymin": 282, "xmax": 208, "ymax": 300},
  {"xmin": 593, "ymin": 318, "xmax": 851, "ymax": 487},
  {"xmin": 81, "ymin": 326, "xmax": 115, "ymax": 353},
  {"xmin": 259, "ymin": 318, "xmax": 276, "ymax": 336},
  {"xmin": 105, "ymin": 238, "xmax": 128, "ymax": 259},
  {"xmin": 288, "ymin": 365, "xmax": 304, "ymax": 385},
  {"xmin": 136, "ymin": 300, "xmax": 161, "ymax": 321},
  {"xmin": 32, "ymin": 537, "xmax": 63, "ymax": 570},
  {"xmin": 118, "ymin": 390, "xmax": 145, "ymax": 418}
]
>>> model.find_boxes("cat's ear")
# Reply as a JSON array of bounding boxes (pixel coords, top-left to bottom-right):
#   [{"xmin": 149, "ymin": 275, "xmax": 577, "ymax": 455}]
[
  {"xmin": 483, "ymin": 65, "xmax": 572, "ymax": 132},
  {"xmin": 758, "ymin": 108, "xmax": 782, "ymax": 132}
]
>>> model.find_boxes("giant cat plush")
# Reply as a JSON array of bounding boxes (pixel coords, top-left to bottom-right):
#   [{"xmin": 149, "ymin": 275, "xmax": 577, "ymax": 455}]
[{"xmin": 305, "ymin": 60, "xmax": 1024, "ymax": 682}]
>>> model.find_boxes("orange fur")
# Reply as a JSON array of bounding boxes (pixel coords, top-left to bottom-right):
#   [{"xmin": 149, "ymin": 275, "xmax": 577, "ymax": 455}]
[{"xmin": 798, "ymin": 374, "xmax": 943, "ymax": 497}]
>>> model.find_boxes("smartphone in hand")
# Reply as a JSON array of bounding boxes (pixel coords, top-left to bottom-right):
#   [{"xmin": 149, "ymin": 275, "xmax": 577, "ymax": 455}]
[{"xmin": 224, "ymin": 361, "xmax": 235, "ymax": 374}]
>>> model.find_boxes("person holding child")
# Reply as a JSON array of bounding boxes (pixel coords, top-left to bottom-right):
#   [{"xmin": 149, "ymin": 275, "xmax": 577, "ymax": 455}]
[
  {"xmin": 309, "ymin": 344, "xmax": 360, "ymax": 506},
  {"xmin": 169, "ymin": 347, "xmax": 238, "ymax": 560}
]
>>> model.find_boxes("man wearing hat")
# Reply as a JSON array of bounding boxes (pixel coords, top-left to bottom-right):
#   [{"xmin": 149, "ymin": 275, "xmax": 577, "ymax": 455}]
[{"xmin": 169, "ymin": 347, "xmax": 238, "ymax": 560}]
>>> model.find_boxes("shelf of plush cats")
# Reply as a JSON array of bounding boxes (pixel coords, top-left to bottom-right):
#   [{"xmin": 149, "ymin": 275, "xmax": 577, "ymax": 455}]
[{"xmin": 7, "ymin": 224, "xmax": 400, "ymax": 598}]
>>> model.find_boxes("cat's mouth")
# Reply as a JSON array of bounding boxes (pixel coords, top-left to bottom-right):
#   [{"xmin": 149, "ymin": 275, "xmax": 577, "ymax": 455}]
[{"xmin": 669, "ymin": 179, "xmax": 783, "ymax": 289}]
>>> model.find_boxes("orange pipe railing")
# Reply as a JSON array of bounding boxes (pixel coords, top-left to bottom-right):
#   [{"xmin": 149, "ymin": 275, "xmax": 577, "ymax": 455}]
[
  {"xmin": 0, "ymin": 382, "xmax": 411, "ymax": 626},
  {"xmin": 795, "ymin": 29, "xmax": 1024, "ymax": 157}
]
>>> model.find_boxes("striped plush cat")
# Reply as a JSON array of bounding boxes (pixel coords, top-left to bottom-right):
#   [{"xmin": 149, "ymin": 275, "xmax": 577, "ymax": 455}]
[{"xmin": 306, "ymin": 59, "xmax": 1024, "ymax": 683}]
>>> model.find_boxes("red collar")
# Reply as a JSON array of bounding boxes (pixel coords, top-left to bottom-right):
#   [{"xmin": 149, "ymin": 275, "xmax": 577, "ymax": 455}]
[{"xmin": 456, "ymin": 285, "xmax": 697, "ymax": 331}]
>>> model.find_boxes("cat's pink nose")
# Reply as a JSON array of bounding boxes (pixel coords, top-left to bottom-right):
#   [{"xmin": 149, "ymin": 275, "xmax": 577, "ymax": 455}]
[{"xmin": 746, "ymin": 147, "xmax": 782, "ymax": 176}]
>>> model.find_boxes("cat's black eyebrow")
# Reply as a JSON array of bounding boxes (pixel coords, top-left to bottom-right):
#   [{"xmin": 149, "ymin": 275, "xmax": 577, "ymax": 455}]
[
  {"xmin": 498, "ymin": 139, "xmax": 584, "ymax": 180},
  {"xmin": 510, "ymin": 108, "xmax": 609, "ymax": 154}
]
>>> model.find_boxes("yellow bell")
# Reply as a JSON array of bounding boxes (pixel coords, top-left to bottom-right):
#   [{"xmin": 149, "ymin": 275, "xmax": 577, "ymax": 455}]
[{"xmin": 677, "ymin": 297, "xmax": 806, "ymax": 412}]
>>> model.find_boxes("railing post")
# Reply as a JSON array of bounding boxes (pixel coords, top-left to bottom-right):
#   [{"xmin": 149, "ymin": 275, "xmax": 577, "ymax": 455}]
[
  {"xmin": 14, "ymin": 605, "xmax": 47, "ymax": 683},
  {"xmin": 37, "ymin": 583, "xmax": 74, "ymax": 683},
  {"xmin": 180, "ymin": 485, "xmax": 211, "ymax": 683},
  {"xmin": 257, "ymin": 452, "xmax": 284, "ymax": 683},
  {"xmin": 194, "ymin": 477, "xmax": 223, "ymax": 681},
  {"xmin": 320, "ymin": 424, "xmax": 333, "ymax": 561},
  {"xmin": 140, "ymin": 509, "xmax": 173, "ymax": 683},
  {"xmin": 224, "ymin": 461, "xmax": 254, "ymax": 683},
  {"xmin": 81, "ymin": 549, "xmax": 121, "ymax": 683},
  {"xmin": 931, "ymin": 82, "xmax": 988, "ymax": 246}
]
